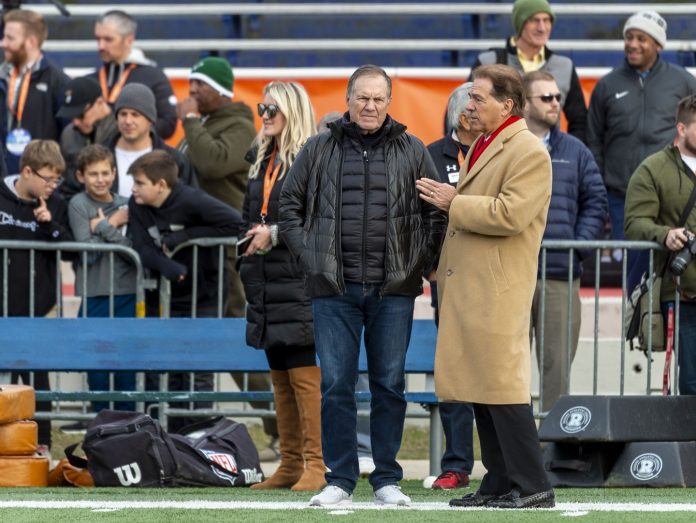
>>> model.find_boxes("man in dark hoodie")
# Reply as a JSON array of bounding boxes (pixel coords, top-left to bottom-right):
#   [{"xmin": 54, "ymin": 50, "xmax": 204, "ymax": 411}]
[
  {"xmin": 91, "ymin": 10, "xmax": 177, "ymax": 140},
  {"xmin": 106, "ymin": 83, "xmax": 196, "ymax": 199},
  {"xmin": 0, "ymin": 9, "xmax": 69, "ymax": 174},
  {"xmin": 0, "ymin": 139, "xmax": 73, "ymax": 451},
  {"xmin": 176, "ymin": 57, "xmax": 255, "ymax": 318}
]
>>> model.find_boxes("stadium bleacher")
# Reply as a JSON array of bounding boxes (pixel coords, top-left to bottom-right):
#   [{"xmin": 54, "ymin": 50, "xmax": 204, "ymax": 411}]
[{"xmin": 41, "ymin": 1, "xmax": 696, "ymax": 70}]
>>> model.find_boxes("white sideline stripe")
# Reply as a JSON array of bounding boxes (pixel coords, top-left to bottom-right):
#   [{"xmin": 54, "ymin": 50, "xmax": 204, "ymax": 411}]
[{"xmin": 2, "ymin": 501, "xmax": 696, "ymax": 512}]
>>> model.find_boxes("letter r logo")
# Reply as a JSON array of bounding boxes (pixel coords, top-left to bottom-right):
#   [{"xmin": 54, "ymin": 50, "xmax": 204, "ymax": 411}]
[{"xmin": 113, "ymin": 462, "xmax": 142, "ymax": 486}]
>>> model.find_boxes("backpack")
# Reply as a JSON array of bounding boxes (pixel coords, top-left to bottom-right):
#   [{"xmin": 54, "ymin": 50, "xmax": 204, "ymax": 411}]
[
  {"xmin": 625, "ymin": 271, "xmax": 665, "ymax": 354},
  {"xmin": 73, "ymin": 410, "xmax": 262, "ymax": 487}
]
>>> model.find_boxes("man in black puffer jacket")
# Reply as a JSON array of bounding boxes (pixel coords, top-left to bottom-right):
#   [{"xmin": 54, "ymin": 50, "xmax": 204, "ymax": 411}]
[{"xmin": 280, "ymin": 65, "xmax": 445, "ymax": 508}]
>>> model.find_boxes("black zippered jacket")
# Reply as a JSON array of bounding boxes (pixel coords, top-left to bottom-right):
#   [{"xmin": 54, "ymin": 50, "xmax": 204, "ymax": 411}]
[
  {"xmin": 279, "ymin": 115, "xmax": 446, "ymax": 298},
  {"xmin": 128, "ymin": 182, "xmax": 242, "ymax": 312}
]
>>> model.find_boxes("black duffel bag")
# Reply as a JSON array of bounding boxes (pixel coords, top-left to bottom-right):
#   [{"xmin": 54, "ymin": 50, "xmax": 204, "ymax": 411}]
[
  {"xmin": 77, "ymin": 411, "xmax": 262, "ymax": 487},
  {"xmin": 173, "ymin": 416, "xmax": 264, "ymax": 487}
]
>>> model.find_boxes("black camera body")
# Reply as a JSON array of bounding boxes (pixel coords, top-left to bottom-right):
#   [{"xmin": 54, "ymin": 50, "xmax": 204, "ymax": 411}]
[{"xmin": 670, "ymin": 233, "xmax": 696, "ymax": 275}]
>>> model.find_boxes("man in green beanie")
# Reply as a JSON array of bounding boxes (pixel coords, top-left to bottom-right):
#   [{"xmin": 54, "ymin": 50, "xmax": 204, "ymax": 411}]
[
  {"xmin": 176, "ymin": 57, "xmax": 255, "ymax": 318},
  {"xmin": 470, "ymin": 0, "xmax": 587, "ymax": 143}
]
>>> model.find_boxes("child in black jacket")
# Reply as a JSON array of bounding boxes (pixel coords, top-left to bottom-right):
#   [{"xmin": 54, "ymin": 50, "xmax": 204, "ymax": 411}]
[{"xmin": 127, "ymin": 149, "xmax": 242, "ymax": 432}]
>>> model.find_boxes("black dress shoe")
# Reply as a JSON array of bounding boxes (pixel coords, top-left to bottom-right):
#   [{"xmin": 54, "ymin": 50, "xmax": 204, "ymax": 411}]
[
  {"xmin": 449, "ymin": 490, "xmax": 497, "ymax": 507},
  {"xmin": 486, "ymin": 489, "xmax": 555, "ymax": 509}
]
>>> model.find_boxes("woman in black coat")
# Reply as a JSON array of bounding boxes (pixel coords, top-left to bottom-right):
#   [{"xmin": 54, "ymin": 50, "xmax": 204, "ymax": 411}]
[{"xmin": 239, "ymin": 81, "xmax": 323, "ymax": 491}]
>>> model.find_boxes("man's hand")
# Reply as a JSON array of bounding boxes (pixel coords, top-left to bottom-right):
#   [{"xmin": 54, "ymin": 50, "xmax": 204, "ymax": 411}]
[
  {"xmin": 416, "ymin": 178, "xmax": 457, "ymax": 212},
  {"xmin": 34, "ymin": 197, "xmax": 52, "ymax": 223},
  {"xmin": 176, "ymin": 97, "xmax": 200, "ymax": 120},
  {"xmin": 108, "ymin": 207, "xmax": 129, "ymax": 228},
  {"xmin": 666, "ymin": 227, "xmax": 692, "ymax": 252}
]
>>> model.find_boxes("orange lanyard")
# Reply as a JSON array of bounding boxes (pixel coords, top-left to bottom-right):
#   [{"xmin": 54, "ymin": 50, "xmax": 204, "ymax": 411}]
[
  {"xmin": 456, "ymin": 147, "xmax": 464, "ymax": 169},
  {"xmin": 99, "ymin": 63, "xmax": 137, "ymax": 103},
  {"xmin": 7, "ymin": 67, "xmax": 32, "ymax": 126},
  {"xmin": 261, "ymin": 149, "xmax": 282, "ymax": 223}
]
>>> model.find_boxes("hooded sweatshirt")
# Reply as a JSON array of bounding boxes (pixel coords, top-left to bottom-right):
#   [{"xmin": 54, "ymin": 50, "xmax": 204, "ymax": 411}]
[{"xmin": 0, "ymin": 175, "xmax": 73, "ymax": 316}]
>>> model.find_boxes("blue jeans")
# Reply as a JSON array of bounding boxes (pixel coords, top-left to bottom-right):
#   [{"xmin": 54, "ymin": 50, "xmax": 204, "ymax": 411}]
[
  {"xmin": 312, "ymin": 283, "xmax": 414, "ymax": 493},
  {"xmin": 663, "ymin": 302, "xmax": 696, "ymax": 395},
  {"xmin": 607, "ymin": 192, "xmax": 625, "ymax": 240},
  {"xmin": 432, "ymin": 286, "xmax": 475, "ymax": 473},
  {"xmin": 439, "ymin": 402, "xmax": 475, "ymax": 473},
  {"xmin": 79, "ymin": 294, "xmax": 137, "ymax": 412}
]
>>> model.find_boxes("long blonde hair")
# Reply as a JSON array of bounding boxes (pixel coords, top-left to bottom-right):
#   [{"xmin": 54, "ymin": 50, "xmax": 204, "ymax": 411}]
[{"xmin": 248, "ymin": 81, "xmax": 316, "ymax": 180}]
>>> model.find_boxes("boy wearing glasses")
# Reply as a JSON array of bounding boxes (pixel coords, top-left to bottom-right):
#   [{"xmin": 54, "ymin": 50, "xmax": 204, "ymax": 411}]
[{"xmin": 0, "ymin": 139, "xmax": 72, "ymax": 452}]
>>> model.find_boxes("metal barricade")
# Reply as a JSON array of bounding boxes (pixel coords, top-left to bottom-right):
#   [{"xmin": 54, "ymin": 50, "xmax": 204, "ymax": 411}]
[
  {"xmin": 0, "ymin": 240, "xmax": 146, "ymax": 421},
  {"xmin": 536, "ymin": 239, "xmax": 681, "ymax": 418}
]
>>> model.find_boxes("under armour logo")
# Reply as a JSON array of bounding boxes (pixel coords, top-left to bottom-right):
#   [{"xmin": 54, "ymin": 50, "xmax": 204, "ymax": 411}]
[
  {"xmin": 446, "ymin": 164, "xmax": 458, "ymax": 172},
  {"xmin": 113, "ymin": 462, "xmax": 142, "ymax": 486}
]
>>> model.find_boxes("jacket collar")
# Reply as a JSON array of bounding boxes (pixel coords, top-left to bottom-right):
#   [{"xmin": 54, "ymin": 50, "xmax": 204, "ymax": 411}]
[
  {"xmin": 329, "ymin": 113, "xmax": 406, "ymax": 144},
  {"xmin": 460, "ymin": 119, "xmax": 529, "ymax": 187}
]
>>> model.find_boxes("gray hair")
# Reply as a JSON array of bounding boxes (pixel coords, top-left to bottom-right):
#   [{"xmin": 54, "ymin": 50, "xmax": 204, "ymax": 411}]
[
  {"xmin": 447, "ymin": 82, "xmax": 473, "ymax": 131},
  {"xmin": 317, "ymin": 111, "xmax": 343, "ymax": 132},
  {"xmin": 98, "ymin": 10, "xmax": 137, "ymax": 37},
  {"xmin": 347, "ymin": 64, "xmax": 392, "ymax": 99}
]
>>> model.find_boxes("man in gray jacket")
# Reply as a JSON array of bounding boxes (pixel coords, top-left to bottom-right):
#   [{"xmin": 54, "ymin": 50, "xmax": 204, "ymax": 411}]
[{"xmin": 588, "ymin": 10, "xmax": 696, "ymax": 243}]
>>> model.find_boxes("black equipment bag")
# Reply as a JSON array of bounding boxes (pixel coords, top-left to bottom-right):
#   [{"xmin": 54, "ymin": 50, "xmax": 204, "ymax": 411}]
[
  {"xmin": 81, "ymin": 410, "xmax": 178, "ymax": 487},
  {"xmin": 174, "ymin": 416, "xmax": 264, "ymax": 486},
  {"xmin": 79, "ymin": 411, "xmax": 261, "ymax": 487}
]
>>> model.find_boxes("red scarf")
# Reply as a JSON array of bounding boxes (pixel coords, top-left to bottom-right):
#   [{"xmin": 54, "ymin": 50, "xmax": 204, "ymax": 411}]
[{"xmin": 468, "ymin": 115, "xmax": 522, "ymax": 169}]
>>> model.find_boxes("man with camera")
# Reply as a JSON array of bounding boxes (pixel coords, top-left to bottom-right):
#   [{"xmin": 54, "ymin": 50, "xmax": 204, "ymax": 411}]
[{"xmin": 625, "ymin": 94, "xmax": 696, "ymax": 395}]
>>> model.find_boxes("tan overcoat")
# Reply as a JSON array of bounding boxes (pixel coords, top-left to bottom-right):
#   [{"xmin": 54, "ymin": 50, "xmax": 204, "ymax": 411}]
[{"xmin": 434, "ymin": 119, "xmax": 551, "ymax": 405}]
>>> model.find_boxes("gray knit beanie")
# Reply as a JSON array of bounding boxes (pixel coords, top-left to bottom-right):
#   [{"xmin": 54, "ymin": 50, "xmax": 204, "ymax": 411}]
[{"xmin": 114, "ymin": 83, "xmax": 157, "ymax": 123}]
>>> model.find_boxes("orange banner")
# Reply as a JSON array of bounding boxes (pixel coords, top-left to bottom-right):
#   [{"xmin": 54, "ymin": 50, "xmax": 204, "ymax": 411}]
[{"xmin": 168, "ymin": 76, "xmax": 598, "ymax": 148}]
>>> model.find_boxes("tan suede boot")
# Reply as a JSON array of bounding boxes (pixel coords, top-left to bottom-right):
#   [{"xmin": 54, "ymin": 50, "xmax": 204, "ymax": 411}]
[
  {"xmin": 288, "ymin": 365, "xmax": 327, "ymax": 491},
  {"xmin": 250, "ymin": 370, "xmax": 304, "ymax": 489}
]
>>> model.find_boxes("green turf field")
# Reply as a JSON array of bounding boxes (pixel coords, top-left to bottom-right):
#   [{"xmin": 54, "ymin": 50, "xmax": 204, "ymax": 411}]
[{"xmin": 3, "ymin": 480, "xmax": 696, "ymax": 522}]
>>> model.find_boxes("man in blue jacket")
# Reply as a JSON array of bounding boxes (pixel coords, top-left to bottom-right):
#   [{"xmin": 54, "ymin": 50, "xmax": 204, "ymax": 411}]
[{"xmin": 523, "ymin": 71, "xmax": 607, "ymax": 412}]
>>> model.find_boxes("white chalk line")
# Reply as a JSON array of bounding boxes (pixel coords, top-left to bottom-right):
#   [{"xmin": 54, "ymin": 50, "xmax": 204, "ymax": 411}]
[{"xmin": 1, "ymin": 501, "xmax": 696, "ymax": 512}]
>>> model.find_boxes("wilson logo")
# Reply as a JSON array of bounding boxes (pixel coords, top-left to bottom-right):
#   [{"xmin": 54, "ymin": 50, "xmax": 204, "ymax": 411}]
[{"xmin": 113, "ymin": 462, "xmax": 142, "ymax": 486}]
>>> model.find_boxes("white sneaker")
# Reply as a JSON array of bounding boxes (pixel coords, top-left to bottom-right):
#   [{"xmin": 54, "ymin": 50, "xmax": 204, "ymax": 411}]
[
  {"xmin": 359, "ymin": 456, "xmax": 376, "ymax": 476},
  {"xmin": 309, "ymin": 485, "xmax": 353, "ymax": 507},
  {"xmin": 374, "ymin": 485, "xmax": 411, "ymax": 506}
]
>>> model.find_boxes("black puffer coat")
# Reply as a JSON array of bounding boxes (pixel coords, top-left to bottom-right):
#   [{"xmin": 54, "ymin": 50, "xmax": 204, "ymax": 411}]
[
  {"xmin": 279, "ymin": 115, "xmax": 446, "ymax": 298},
  {"xmin": 240, "ymin": 149, "xmax": 313, "ymax": 350}
]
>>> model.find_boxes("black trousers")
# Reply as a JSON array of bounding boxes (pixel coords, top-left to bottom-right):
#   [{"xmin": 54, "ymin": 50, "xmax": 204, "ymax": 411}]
[{"xmin": 474, "ymin": 403, "xmax": 550, "ymax": 496}]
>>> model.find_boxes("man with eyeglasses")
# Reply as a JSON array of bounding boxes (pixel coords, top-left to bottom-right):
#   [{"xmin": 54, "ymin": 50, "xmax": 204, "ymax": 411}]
[
  {"xmin": 281, "ymin": 64, "xmax": 445, "ymax": 507},
  {"xmin": 0, "ymin": 139, "xmax": 73, "ymax": 453},
  {"xmin": 470, "ymin": 0, "xmax": 587, "ymax": 143},
  {"xmin": 523, "ymin": 71, "xmax": 607, "ymax": 412},
  {"xmin": 176, "ymin": 57, "xmax": 255, "ymax": 318},
  {"xmin": 57, "ymin": 76, "xmax": 118, "ymax": 201}
]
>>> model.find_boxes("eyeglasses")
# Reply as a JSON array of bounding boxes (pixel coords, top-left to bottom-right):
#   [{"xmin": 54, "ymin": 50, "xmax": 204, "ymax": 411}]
[
  {"xmin": 257, "ymin": 103, "xmax": 279, "ymax": 118},
  {"xmin": 32, "ymin": 169, "xmax": 64, "ymax": 187},
  {"xmin": 529, "ymin": 93, "xmax": 562, "ymax": 103}
]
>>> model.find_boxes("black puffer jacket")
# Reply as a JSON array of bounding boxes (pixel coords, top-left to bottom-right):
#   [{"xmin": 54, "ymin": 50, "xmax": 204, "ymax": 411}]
[
  {"xmin": 280, "ymin": 115, "xmax": 446, "ymax": 298},
  {"xmin": 240, "ymin": 149, "xmax": 313, "ymax": 350}
]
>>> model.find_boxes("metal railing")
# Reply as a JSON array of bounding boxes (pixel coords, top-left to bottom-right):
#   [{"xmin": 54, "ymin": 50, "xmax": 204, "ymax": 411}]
[
  {"xmin": 536, "ymin": 239, "xmax": 680, "ymax": 416},
  {"xmin": 0, "ymin": 238, "xmax": 686, "ymax": 424}
]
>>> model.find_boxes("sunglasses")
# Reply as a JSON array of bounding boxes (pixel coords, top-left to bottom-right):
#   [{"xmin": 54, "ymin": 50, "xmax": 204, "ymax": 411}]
[
  {"xmin": 257, "ymin": 103, "xmax": 279, "ymax": 118},
  {"xmin": 529, "ymin": 93, "xmax": 562, "ymax": 103}
]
